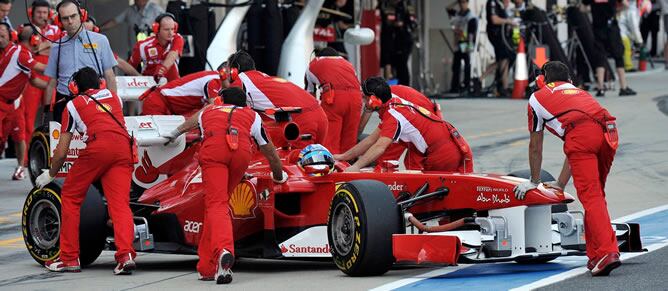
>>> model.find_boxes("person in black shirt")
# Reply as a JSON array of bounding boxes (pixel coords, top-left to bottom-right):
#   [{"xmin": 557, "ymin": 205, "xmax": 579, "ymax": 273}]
[
  {"xmin": 582, "ymin": 0, "xmax": 636, "ymax": 96},
  {"xmin": 486, "ymin": 0, "xmax": 518, "ymax": 97}
]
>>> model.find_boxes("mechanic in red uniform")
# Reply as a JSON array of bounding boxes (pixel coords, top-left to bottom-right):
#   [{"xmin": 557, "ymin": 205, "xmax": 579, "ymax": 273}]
[
  {"xmin": 36, "ymin": 67, "xmax": 136, "ymax": 275},
  {"xmin": 305, "ymin": 47, "xmax": 362, "ymax": 153},
  {"xmin": 164, "ymin": 87, "xmax": 286, "ymax": 284},
  {"xmin": 0, "ymin": 22, "xmax": 47, "ymax": 180},
  {"xmin": 358, "ymin": 77, "xmax": 444, "ymax": 169},
  {"xmin": 224, "ymin": 50, "xmax": 328, "ymax": 149},
  {"xmin": 514, "ymin": 61, "xmax": 621, "ymax": 276},
  {"xmin": 128, "ymin": 13, "xmax": 183, "ymax": 83},
  {"xmin": 29, "ymin": 0, "xmax": 61, "ymax": 40},
  {"xmin": 333, "ymin": 78, "xmax": 471, "ymax": 172},
  {"xmin": 140, "ymin": 70, "xmax": 220, "ymax": 116}
]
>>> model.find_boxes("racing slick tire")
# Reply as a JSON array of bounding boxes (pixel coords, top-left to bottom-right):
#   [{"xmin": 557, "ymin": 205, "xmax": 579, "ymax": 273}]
[
  {"xmin": 327, "ymin": 180, "xmax": 402, "ymax": 276},
  {"xmin": 22, "ymin": 180, "xmax": 108, "ymax": 267},
  {"xmin": 508, "ymin": 169, "xmax": 568, "ymax": 213},
  {"xmin": 28, "ymin": 125, "xmax": 51, "ymax": 186}
]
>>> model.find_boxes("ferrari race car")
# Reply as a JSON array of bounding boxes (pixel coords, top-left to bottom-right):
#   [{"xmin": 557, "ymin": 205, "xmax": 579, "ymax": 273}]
[{"xmin": 21, "ymin": 77, "xmax": 644, "ymax": 277}]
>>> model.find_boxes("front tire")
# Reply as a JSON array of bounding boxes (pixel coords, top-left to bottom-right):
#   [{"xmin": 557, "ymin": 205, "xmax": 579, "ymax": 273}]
[
  {"xmin": 327, "ymin": 180, "xmax": 402, "ymax": 276},
  {"xmin": 22, "ymin": 181, "xmax": 108, "ymax": 266}
]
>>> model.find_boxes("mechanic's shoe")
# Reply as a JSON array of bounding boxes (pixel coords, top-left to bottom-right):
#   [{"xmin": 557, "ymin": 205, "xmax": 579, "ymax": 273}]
[
  {"xmin": 113, "ymin": 254, "xmax": 136, "ymax": 275},
  {"xmin": 595, "ymin": 89, "xmax": 605, "ymax": 97},
  {"xmin": 45, "ymin": 259, "xmax": 81, "ymax": 272},
  {"xmin": 12, "ymin": 166, "xmax": 25, "ymax": 180},
  {"xmin": 591, "ymin": 253, "xmax": 621, "ymax": 276},
  {"xmin": 198, "ymin": 273, "xmax": 214, "ymax": 281},
  {"xmin": 215, "ymin": 250, "xmax": 234, "ymax": 284},
  {"xmin": 619, "ymin": 87, "xmax": 637, "ymax": 96}
]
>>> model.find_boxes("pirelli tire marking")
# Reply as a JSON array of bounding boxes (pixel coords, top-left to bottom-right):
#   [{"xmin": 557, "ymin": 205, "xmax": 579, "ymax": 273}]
[
  {"xmin": 329, "ymin": 188, "xmax": 363, "ymax": 272},
  {"xmin": 22, "ymin": 188, "xmax": 62, "ymax": 263}
]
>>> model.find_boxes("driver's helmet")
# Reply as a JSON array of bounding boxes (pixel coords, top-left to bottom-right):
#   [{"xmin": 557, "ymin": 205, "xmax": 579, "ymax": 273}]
[{"xmin": 297, "ymin": 144, "xmax": 335, "ymax": 176}]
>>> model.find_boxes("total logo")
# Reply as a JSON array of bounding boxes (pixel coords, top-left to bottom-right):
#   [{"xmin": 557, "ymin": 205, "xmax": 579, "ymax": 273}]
[{"xmin": 280, "ymin": 244, "xmax": 331, "ymax": 254}]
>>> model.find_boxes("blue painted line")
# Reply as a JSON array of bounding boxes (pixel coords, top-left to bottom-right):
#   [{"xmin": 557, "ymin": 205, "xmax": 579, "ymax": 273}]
[{"xmin": 395, "ymin": 209, "xmax": 668, "ymax": 291}]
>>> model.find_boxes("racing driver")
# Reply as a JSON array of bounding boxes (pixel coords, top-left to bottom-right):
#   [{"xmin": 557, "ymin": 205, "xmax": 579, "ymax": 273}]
[
  {"xmin": 164, "ymin": 87, "xmax": 287, "ymax": 284},
  {"xmin": 514, "ymin": 61, "xmax": 621, "ymax": 276},
  {"xmin": 36, "ymin": 67, "xmax": 136, "ymax": 275},
  {"xmin": 333, "ymin": 78, "xmax": 472, "ymax": 172}
]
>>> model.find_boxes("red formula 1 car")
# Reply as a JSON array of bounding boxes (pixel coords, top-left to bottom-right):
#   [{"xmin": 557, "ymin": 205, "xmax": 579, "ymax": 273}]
[{"xmin": 21, "ymin": 108, "xmax": 644, "ymax": 276}]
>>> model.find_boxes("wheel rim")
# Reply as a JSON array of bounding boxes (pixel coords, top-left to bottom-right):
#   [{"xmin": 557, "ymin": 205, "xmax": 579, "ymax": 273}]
[
  {"xmin": 331, "ymin": 203, "xmax": 356, "ymax": 256},
  {"xmin": 29, "ymin": 199, "xmax": 60, "ymax": 249},
  {"xmin": 29, "ymin": 140, "xmax": 47, "ymax": 180}
]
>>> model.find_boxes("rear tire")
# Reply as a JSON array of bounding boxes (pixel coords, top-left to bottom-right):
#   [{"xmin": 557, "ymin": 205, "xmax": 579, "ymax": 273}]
[
  {"xmin": 22, "ymin": 181, "xmax": 108, "ymax": 267},
  {"xmin": 28, "ymin": 125, "xmax": 50, "ymax": 186},
  {"xmin": 327, "ymin": 180, "xmax": 402, "ymax": 276}
]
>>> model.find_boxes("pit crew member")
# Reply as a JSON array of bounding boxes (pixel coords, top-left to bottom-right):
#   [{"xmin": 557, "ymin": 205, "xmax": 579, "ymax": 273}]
[
  {"xmin": 305, "ymin": 47, "xmax": 362, "ymax": 153},
  {"xmin": 36, "ymin": 67, "xmax": 136, "ymax": 274},
  {"xmin": 140, "ymin": 70, "xmax": 220, "ymax": 116},
  {"xmin": 29, "ymin": 0, "xmax": 61, "ymax": 40},
  {"xmin": 359, "ymin": 77, "xmax": 443, "ymax": 169},
  {"xmin": 164, "ymin": 87, "xmax": 286, "ymax": 284},
  {"xmin": 128, "ymin": 13, "xmax": 183, "ymax": 83},
  {"xmin": 333, "ymin": 77, "xmax": 471, "ymax": 172},
  {"xmin": 514, "ymin": 61, "xmax": 621, "ymax": 276},
  {"xmin": 43, "ymin": 0, "xmax": 118, "ymax": 123},
  {"xmin": 0, "ymin": 22, "xmax": 47, "ymax": 180},
  {"xmin": 224, "ymin": 50, "xmax": 328, "ymax": 149}
]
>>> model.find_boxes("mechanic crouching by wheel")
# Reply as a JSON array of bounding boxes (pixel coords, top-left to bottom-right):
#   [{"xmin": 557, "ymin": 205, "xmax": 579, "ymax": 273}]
[
  {"xmin": 333, "ymin": 78, "xmax": 472, "ymax": 172},
  {"xmin": 35, "ymin": 67, "xmax": 136, "ymax": 275},
  {"xmin": 514, "ymin": 61, "xmax": 621, "ymax": 276},
  {"xmin": 164, "ymin": 87, "xmax": 286, "ymax": 284}
]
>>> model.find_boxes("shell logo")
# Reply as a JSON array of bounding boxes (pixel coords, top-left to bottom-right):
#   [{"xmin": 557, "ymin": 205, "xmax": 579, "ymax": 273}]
[
  {"xmin": 96, "ymin": 103, "xmax": 112, "ymax": 112},
  {"xmin": 229, "ymin": 181, "xmax": 257, "ymax": 219},
  {"xmin": 52, "ymin": 129, "xmax": 60, "ymax": 140}
]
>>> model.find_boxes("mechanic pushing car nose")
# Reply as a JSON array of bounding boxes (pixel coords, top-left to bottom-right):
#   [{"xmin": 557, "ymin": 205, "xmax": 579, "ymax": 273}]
[
  {"xmin": 223, "ymin": 50, "xmax": 328, "ymax": 149},
  {"xmin": 164, "ymin": 87, "xmax": 286, "ymax": 284},
  {"xmin": 304, "ymin": 47, "xmax": 362, "ymax": 154},
  {"xmin": 36, "ymin": 67, "xmax": 137, "ymax": 275},
  {"xmin": 333, "ymin": 77, "xmax": 473, "ymax": 173},
  {"xmin": 515, "ymin": 61, "xmax": 621, "ymax": 277}
]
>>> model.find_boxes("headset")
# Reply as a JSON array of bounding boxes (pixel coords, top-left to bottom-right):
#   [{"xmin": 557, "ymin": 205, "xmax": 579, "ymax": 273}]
[
  {"xmin": 224, "ymin": 51, "xmax": 243, "ymax": 82},
  {"xmin": 152, "ymin": 13, "xmax": 178, "ymax": 35},
  {"xmin": 28, "ymin": 0, "xmax": 54, "ymax": 23},
  {"xmin": 53, "ymin": 0, "xmax": 88, "ymax": 29},
  {"xmin": 68, "ymin": 74, "xmax": 106, "ymax": 96},
  {"xmin": 17, "ymin": 24, "xmax": 41, "ymax": 47},
  {"xmin": 0, "ymin": 22, "xmax": 18, "ymax": 43},
  {"xmin": 362, "ymin": 80, "xmax": 383, "ymax": 111}
]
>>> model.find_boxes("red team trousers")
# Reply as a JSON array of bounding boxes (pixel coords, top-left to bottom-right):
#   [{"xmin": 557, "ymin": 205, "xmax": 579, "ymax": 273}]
[
  {"xmin": 320, "ymin": 89, "xmax": 361, "ymax": 154},
  {"xmin": 196, "ymin": 138, "xmax": 251, "ymax": 276},
  {"xmin": 564, "ymin": 121, "xmax": 618, "ymax": 261},
  {"xmin": 291, "ymin": 107, "xmax": 328, "ymax": 150},
  {"xmin": 59, "ymin": 133, "xmax": 136, "ymax": 263}
]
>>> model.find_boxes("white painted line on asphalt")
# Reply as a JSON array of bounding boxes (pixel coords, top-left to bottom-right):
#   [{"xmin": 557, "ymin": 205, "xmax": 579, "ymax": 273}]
[
  {"xmin": 511, "ymin": 203, "xmax": 668, "ymax": 291},
  {"xmin": 369, "ymin": 265, "xmax": 473, "ymax": 291},
  {"xmin": 511, "ymin": 239, "xmax": 668, "ymax": 291},
  {"xmin": 372, "ymin": 203, "xmax": 668, "ymax": 291}
]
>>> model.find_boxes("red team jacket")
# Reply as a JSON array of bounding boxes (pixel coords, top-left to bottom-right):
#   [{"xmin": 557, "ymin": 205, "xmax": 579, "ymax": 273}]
[
  {"xmin": 0, "ymin": 44, "xmax": 37, "ymax": 103},
  {"xmin": 61, "ymin": 89, "xmax": 127, "ymax": 141},
  {"xmin": 129, "ymin": 34, "xmax": 184, "ymax": 81}
]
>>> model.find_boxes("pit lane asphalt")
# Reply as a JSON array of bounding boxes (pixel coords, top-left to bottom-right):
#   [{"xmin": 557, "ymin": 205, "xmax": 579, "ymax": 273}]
[{"xmin": 0, "ymin": 69, "xmax": 667, "ymax": 290}]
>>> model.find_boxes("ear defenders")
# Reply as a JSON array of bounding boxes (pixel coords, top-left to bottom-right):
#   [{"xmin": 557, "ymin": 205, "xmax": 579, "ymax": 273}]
[
  {"xmin": 17, "ymin": 24, "xmax": 41, "ymax": 46},
  {"xmin": 68, "ymin": 76, "xmax": 107, "ymax": 96},
  {"xmin": 362, "ymin": 80, "xmax": 383, "ymax": 111},
  {"xmin": 54, "ymin": 0, "xmax": 88, "ymax": 29},
  {"xmin": 218, "ymin": 66, "xmax": 238, "ymax": 82},
  {"xmin": 152, "ymin": 13, "xmax": 178, "ymax": 35}
]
